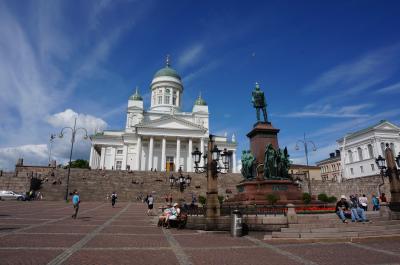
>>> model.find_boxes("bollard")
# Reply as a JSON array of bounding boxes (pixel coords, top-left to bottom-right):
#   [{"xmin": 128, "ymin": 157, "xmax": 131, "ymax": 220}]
[{"xmin": 231, "ymin": 209, "xmax": 243, "ymax": 237}]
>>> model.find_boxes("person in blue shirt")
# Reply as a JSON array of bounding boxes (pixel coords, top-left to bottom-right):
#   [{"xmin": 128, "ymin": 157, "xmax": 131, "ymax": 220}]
[
  {"xmin": 72, "ymin": 190, "xmax": 80, "ymax": 219},
  {"xmin": 372, "ymin": 194, "xmax": 380, "ymax": 211}
]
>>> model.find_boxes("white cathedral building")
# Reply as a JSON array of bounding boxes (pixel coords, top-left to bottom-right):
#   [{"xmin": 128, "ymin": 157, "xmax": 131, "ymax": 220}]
[{"xmin": 89, "ymin": 58, "xmax": 237, "ymax": 173}]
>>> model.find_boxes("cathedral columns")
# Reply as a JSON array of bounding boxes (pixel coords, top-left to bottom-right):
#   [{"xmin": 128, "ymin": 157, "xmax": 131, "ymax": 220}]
[
  {"xmin": 122, "ymin": 145, "xmax": 128, "ymax": 170},
  {"xmin": 89, "ymin": 146, "xmax": 94, "ymax": 168},
  {"xmin": 200, "ymin": 137, "xmax": 205, "ymax": 167},
  {"xmin": 136, "ymin": 136, "xmax": 142, "ymax": 170},
  {"xmin": 232, "ymin": 150, "xmax": 237, "ymax": 173},
  {"xmin": 176, "ymin": 137, "xmax": 181, "ymax": 172},
  {"xmin": 161, "ymin": 137, "xmax": 166, "ymax": 171},
  {"xmin": 187, "ymin": 138, "xmax": 193, "ymax": 172},
  {"xmin": 148, "ymin": 137, "xmax": 154, "ymax": 170},
  {"xmin": 100, "ymin": 146, "xmax": 106, "ymax": 169}
]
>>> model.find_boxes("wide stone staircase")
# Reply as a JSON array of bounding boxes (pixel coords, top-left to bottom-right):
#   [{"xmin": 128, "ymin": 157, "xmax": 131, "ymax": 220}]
[
  {"xmin": 0, "ymin": 168, "xmax": 242, "ymax": 203},
  {"xmin": 264, "ymin": 211, "xmax": 400, "ymax": 242}
]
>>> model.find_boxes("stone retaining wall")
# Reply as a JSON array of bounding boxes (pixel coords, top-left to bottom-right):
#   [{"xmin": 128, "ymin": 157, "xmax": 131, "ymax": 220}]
[{"xmin": 303, "ymin": 175, "xmax": 391, "ymax": 200}]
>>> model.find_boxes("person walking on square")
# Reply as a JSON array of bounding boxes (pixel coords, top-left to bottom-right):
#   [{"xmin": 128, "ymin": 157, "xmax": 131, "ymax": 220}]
[
  {"xmin": 71, "ymin": 190, "xmax": 80, "ymax": 219},
  {"xmin": 147, "ymin": 194, "xmax": 154, "ymax": 215},
  {"xmin": 111, "ymin": 191, "xmax": 117, "ymax": 208}
]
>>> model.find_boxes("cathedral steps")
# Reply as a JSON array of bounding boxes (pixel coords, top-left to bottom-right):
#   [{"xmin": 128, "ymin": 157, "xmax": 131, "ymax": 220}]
[
  {"xmin": 264, "ymin": 211, "xmax": 400, "ymax": 241},
  {"xmin": 0, "ymin": 168, "xmax": 242, "ymax": 203}
]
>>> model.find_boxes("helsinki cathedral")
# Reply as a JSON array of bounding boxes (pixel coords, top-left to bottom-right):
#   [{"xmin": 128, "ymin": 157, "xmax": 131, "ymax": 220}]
[{"xmin": 89, "ymin": 57, "xmax": 237, "ymax": 173}]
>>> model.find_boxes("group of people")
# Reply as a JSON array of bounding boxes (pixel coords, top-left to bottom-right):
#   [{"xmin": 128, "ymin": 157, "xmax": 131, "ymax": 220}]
[
  {"xmin": 335, "ymin": 193, "xmax": 388, "ymax": 223},
  {"xmin": 158, "ymin": 203, "xmax": 181, "ymax": 228}
]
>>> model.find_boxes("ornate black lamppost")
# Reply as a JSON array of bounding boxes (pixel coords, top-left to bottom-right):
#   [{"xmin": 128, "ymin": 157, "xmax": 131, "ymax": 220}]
[
  {"xmin": 191, "ymin": 134, "xmax": 231, "ymax": 230},
  {"xmin": 59, "ymin": 117, "xmax": 88, "ymax": 201},
  {"xmin": 375, "ymin": 155, "xmax": 387, "ymax": 195}
]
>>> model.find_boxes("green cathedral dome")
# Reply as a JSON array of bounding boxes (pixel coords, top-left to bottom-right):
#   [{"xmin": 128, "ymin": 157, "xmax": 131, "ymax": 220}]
[
  {"xmin": 194, "ymin": 94, "xmax": 207, "ymax": 106},
  {"xmin": 153, "ymin": 55, "xmax": 181, "ymax": 80},
  {"xmin": 129, "ymin": 87, "xmax": 143, "ymax": 101}
]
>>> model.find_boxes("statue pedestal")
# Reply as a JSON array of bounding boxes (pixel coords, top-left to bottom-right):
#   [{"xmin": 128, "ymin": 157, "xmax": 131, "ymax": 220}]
[
  {"xmin": 228, "ymin": 179, "xmax": 304, "ymax": 205},
  {"xmin": 247, "ymin": 122, "xmax": 280, "ymax": 164}
]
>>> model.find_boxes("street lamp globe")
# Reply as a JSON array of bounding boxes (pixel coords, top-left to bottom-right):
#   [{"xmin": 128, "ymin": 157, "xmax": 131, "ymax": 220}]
[
  {"xmin": 185, "ymin": 175, "xmax": 191, "ymax": 185},
  {"xmin": 221, "ymin": 148, "xmax": 229, "ymax": 165},
  {"xmin": 211, "ymin": 145, "xmax": 220, "ymax": 161},
  {"xmin": 191, "ymin": 148, "xmax": 202, "ymax": 164},
  {"xmin": 169, "ymin": 175, "xmax": 175, "ymax": 185},
  {"xmin": 375, "ymin": 155, "xmax": 387, "ymax": 170}
]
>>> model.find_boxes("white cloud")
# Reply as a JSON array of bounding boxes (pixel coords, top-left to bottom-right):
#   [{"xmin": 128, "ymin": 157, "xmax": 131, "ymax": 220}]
[
  {"xmin": 178, "ymin": 44, "xmax": 204, "ymax": 69},
  {"xmin": 47, "ymin": 109, "xmax": 108, "ymax": 134},
  {"xmin": 305, "ymin": 44, "xmax": 400, "ymax": 93},
  {"xmin": 375, "ymin": 82, "xmax": 400, "ymax": 94},
  {"xmin": 280, "ymin": 104, "xmax": 372, "ymax": 118},
  {"xmin": 0, "ymin": 144, "xmax": 48, "ymax": 171}
]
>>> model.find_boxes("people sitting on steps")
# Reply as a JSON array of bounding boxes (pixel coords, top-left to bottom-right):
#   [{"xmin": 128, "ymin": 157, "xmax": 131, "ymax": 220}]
[
  {"xmin": 349, "ymin": 194, "xmax": 368, "ymax": 223},
  {"xmin": 336, "ymin": 195, "xmax": 350, "ymax": 223}
]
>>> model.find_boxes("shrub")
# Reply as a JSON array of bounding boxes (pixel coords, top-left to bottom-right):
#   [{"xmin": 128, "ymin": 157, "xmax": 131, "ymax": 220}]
[
  {"xmin": 327, "ymin": 196, "xmax": 337, "ymax": 203},
  {"xmin": 266, "ymin": 193, "xmax": 280, "ymax": 205},
  {"xmin": 317, "ymin": 193, "xmax": 329, "ymax": 202},
  {"xmin": 302, "ymin": 193, "xmax": 312, "ymax": 204},
  {"xmin": 218, "ymin": 195, "xmax": 224, "ymax": 205},
  {"xmin": 198, "ymin": 195, "xmax": 206, "ymax": 206}
]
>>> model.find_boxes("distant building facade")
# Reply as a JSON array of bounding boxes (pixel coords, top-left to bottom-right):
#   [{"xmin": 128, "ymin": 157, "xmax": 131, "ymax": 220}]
[
  {"xmin": 337, "ymin": 120, "xmax": 400, "ymax": 181},
  {"xmin": 289, "ymin": 164, "xmax": 321, "ymax": 181},
  {"xmin": 89, "ymin": 58, "xmax": 237, "ymax": 172},
  {"xmin": 316, "ymin": 150, "xmax": 341, "ymax": 182}
]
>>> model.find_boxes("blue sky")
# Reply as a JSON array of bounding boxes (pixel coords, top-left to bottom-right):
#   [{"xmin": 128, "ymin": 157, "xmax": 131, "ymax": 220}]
[{"xmin": 1, "ymin": 0, "xmax": 400, "ymax": 170}]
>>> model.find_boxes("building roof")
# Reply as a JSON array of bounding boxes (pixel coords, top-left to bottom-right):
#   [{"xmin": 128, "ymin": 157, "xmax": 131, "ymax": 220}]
[
  {"xmin": 289, "ymin": 164, "xmax": 320, "ymax": 169},
  {"xmin": 194, "ymin": 93, "xmax": 207, "ymax": 106},
  {"xmin": 153, "ymin": 56, "xmax": 181, "ymax": 80},
  {"xmin": 337, "ymin": 120, "xmax": 400, "ymax": 142},
  {"xmin": 316, "ymin": 156, "xmax": 341, "ymax": 165}
]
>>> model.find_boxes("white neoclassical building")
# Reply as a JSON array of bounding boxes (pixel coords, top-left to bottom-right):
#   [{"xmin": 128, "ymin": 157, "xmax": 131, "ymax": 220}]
[
  {"xmin": 89, "ymin": 58, "xmax": 237, "ymax": 172},
  {"xmin": 337, "ymin": 120, "xmax": 400, "ymax": 180}
]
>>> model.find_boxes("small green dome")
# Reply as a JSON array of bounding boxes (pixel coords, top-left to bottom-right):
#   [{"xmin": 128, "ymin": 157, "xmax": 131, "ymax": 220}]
[
  {"xmin": 129, "ymin": 87, "xmax": 143, "ymax": 101},
  {"xmin": 153, "ymin": 55, "xmax": 181, "ymax": 80},
  {"xmin": 154, "ymin": 66, "xmax": 181, "ymax": 80},
  {"xmin": 194, "ymin": 94, "xmax": 207, "ymax": 106}
]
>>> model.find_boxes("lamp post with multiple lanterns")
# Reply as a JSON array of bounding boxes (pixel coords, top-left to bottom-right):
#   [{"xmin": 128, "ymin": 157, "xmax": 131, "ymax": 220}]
[
  {"xmin": 59, "ymin": 117, "xmax": 89, "ymax": 201},
  {"xmin": 375, "ymin": 143, "xmax": 400, "ymax": 214},
  {"xmin": 191, "ymin": 134, "xmax": 231, "ymax": 229}
]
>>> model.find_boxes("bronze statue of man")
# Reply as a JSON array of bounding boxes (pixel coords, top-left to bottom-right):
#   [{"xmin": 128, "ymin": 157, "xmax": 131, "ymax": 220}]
[{"xmin": 252, "ymin": 82, "xmax": 268, "ymax": 123}]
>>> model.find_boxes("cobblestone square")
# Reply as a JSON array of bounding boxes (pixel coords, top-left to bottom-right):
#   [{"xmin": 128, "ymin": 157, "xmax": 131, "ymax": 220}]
[{"xmin": 1, "ymin": 201, "xmax": 400, "ymax": 265}]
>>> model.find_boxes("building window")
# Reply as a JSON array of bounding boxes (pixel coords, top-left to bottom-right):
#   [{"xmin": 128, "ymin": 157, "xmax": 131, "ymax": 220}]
[
  {"xmin": 360, "ymin": 166, "xmax": 364, "ymax": 173},
  {"xmin": 158, "ymin": 96, "xmax": 162, "ymax": 104},
  {"xmin": 117, "ymin": 149, "xmax": 123, "ymax": 155},
  {"xmin": 173, "ymin": 91, "xmax": 177, "ymax": 105},
  {"xmin": 165, "ymin": 95, "xmax": 170, "ymax": 104},
  {"xmin": 116, "ymin": 161, "xmax": 122, "ymax": 170},
  {"xmin": 348, "ymin": 150, "xmax": 353, "ymax": 163},
  {"xmin": 381, "ymin": 142, "xmax": 385, "ymax": 155},
  {"xmin": 357, "ymin": 147, "xmax": 363, "ymax": 161},
  {"xmin": 371, "ymin": 164, "xmax": 375, "ymax": 171},
  {"xmin": 350, "ymin": 168, "xmax": 354, "ymax": 175},
  {"xmin": 368, "ymin": 144, "xmax": 373, "ymax": 159}
]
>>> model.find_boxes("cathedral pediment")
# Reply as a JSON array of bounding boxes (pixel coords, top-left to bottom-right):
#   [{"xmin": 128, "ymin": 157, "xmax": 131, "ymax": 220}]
[
  {"xmin": 374, "ymin": 121, "xmax": 400, "ymax": 131},
  {"xmin": 136, "ymin": 115, "xmax": 207, "ymax": 132}
]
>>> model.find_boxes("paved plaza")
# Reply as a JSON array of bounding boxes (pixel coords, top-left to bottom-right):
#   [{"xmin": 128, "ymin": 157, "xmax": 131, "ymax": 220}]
[{"xmin": 0, "ymin": 201, "xmax": 400, "ymax": 265}]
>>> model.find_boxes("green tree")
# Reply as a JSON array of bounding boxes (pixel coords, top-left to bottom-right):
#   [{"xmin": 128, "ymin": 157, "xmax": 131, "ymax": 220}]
[
  {"xmin": 198, "ymin": 195, "xmax": 207, "ymax": 206},
  {"xmin": 69, "ymin": 159, "xmax": 89, "ymax": 168},
  {"xmin": 302, "ymin": 193, "xmax": 312, "ymax": 204},
  {"xmin": 266, "ymin": 193, "xmax": 280, "ymax": 205}
]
